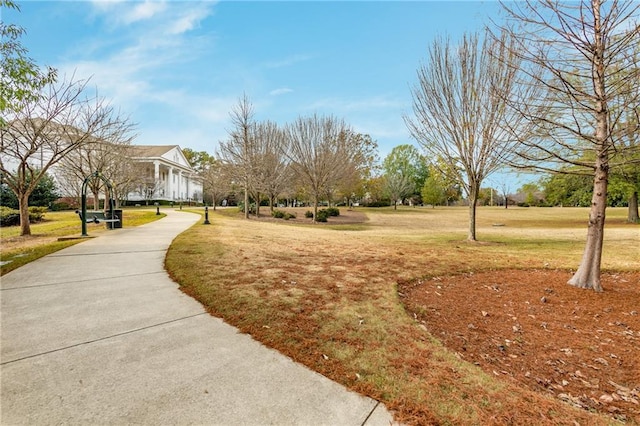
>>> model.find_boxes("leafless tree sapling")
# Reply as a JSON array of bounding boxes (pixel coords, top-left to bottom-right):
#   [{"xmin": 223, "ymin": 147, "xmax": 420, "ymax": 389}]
[
  {"xmin": 495, "ymin": 0, "xmax": 640, "ymax": 291},
  {"xmin": 405, "ymin": 30, "xmax": 529, "ymax": 241}
]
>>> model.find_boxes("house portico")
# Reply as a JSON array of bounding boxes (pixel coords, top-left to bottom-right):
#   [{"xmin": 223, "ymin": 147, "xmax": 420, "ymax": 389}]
[{"xmin": 129, "ymin": 145, "xmax": 202, "ymax": 203}]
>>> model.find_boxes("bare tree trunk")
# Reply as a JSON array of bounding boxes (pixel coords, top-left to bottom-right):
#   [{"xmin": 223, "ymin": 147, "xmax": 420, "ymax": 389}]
[
  {"xmin": 244, "ymin": 187, "xmax": 249, "ymax": 219},
  {"xmin": 255, "ymin": 191, "xmax": 261, "ymax": 217},
  {"xmin": 19, "ymin": 194, "xmax": 31, "ymax": 236},
  {"xmin": 568, "ymin": 139, "xmax": 609, "ymax": 290},
  {"xmin": 628, "ymin": 191, "xmax": 639, "ymax": 223},
  {"xmin": 467, "ymin": 184, "xmax": 479, "ymax": 241},
  {"xmin": 568, "ymin": 2, "xmax": 609, "ymax": 292},
  {"xmin": 92, "ymin": 189, "xmax": 100, "ymax": 210},
  {"xmin": 568, "ymin": 156, "xmax": 607, "ymax": 292}
]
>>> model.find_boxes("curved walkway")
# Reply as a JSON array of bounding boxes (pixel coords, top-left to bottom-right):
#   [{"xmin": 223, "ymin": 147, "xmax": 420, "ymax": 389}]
[{"xmin": 1, "ymin": 209, "xmax": 394, "ymax": 425}]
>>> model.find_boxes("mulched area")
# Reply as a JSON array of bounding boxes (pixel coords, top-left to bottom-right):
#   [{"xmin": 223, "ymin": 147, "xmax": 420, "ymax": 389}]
[
  {"xmin": 399, "ymin": 269, "xmax": 640, "ymax": 423},
  {"xmin": 251, "ymin": 207, "xmax": 368, "ymax": 225}
]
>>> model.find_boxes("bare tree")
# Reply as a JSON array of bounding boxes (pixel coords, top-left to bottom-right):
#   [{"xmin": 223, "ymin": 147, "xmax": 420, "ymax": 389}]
[
  {"xmin": 57, "ymin": 128, "xmax": 135, "ymax": 209},
  {"xmin": 130, "ymin": 163, "xmax": 163, "ymax": 206},
  {"xmin": 285, "ymin": 114, "xmax": 353, "ymax": 221},
  {"xmin": 251, "ymin": 121, "xmax": 290, "ymax": 213},
  {"xmin": 331, "ymin": 131, "xmax": 380, "ymax": 207},
  {"xmin": 201, "ymin": 158, "xmax": 232, "ymax": 210},
  {"xmin": 0, "ymin": 76, "xmax": 132, "ymax": 235},
  {"xmin": 384, "ymin": 173, "xmax": 415, "ymax": 210},
  {"xmin": 611, "ymin": 43, "xmax": 640, "ymax": 223},
  {"xmin": 107, "ymin": 145, "xmax": 141, "ymax": 207},
  {"xmin": 495, "ymin": 0, "xmax": 640, "ymax": 291},
  {"xmin": 218, "ymin": 94, "xmax": 256, "ymax": 219},
  {"xmin": 405, "ymin": 30, "xmax": 528, "ymax": 241}
]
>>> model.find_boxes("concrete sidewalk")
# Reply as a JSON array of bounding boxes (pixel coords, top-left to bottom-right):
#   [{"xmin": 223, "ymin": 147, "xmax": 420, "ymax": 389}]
[{"xmin": 1, "ymin": 209, "xmax": 395, "ymax": 425}]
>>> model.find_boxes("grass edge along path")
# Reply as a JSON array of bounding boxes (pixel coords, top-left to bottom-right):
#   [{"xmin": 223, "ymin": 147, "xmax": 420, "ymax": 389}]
[
  {"xmin": 165, "ymin": 207, "xmax": 634, "ymax": 425},
  {"xmin": 0, "ymin": 209, "xmax": 166, "ymax": 276}
]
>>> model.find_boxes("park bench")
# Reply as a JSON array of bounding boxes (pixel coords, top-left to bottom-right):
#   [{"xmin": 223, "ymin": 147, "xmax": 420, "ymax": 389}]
[{"xmin": 75, "ymin": 210, "xmax": 120, "ymax": 225}]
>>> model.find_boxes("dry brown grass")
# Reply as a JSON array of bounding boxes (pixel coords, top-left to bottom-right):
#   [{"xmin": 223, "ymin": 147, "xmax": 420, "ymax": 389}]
[{"xmin": 166, "ymin": 206, "xmax": 638, "ymax": 425}]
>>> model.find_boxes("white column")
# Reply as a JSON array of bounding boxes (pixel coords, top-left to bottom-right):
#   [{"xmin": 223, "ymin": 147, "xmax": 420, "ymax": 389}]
[
  {"xmin": 168, "ymin": 166, "xmax": 174, "ymax": 200},
  {"xmin": 153, "ymin": 161, "xmax": 163, "ymax": 197},
  {"xmin": 185, "ymin": 174, "xmax": 190, "ymax": 202},
  {"xmin": 177, "ymin": 171, "xmax": 183, "ymax": 200}
]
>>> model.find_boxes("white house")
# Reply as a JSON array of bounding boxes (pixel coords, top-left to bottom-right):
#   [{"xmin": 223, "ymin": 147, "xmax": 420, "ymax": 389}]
[{"xmin": 127, "ymin": 145, "xmax": 203, "ymax": 204}]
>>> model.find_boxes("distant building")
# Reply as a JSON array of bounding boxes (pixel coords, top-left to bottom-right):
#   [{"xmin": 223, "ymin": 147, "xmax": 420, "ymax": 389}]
[{"xmin": 127, "ymin": 145, "xmax": 202, "ymax": 204}]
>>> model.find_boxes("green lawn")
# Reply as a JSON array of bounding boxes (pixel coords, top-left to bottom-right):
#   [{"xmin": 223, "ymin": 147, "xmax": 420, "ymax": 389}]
[{"xmin": 0, "ymin": 208, "xmax": 166, "ymax": 275}]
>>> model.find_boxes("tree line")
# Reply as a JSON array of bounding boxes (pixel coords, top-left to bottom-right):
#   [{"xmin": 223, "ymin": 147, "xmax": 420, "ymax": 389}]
[{"xmin": 2, "ymin": 0, "xmax": 638, "ymax": 292}]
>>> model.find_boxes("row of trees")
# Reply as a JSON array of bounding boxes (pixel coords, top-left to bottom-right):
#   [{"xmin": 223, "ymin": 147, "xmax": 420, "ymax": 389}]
[
  {"xmin": 2, "ymin": 0, "xmax": 637, "ymax": 292},
  {"xmin": 195, "ymin": 128, "xmax": 456, "ymax": 215},
  {"xmin": 211, "ymin": 94, "xmax": 378, "ymax": 221}
]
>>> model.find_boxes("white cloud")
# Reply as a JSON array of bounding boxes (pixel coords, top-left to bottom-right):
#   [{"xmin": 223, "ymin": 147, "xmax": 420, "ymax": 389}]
[
  {"xmin": 124, "ymin": 1, "xmax": 168, "ymax": 25},
  {"xmin": 168, "ymin": 5, "xmax": 213, "ymax": 35},
  {"xmin": 89, "ymin": 0, "xmax": 213, "ymax": 35},
  {"xmin": 89, "ymin": 0, "xmax": 167, "ymax": 26},
  {"xmin": 60, "ymin": 2, "xmax": 216, "ymax": 109},
  {"xmin": 269, "ymin": 88, "xmax": 293, "ymax": 96},
  {"xmin": 53, "ymin": 1, "xmax": 227, "ymax": 158}
]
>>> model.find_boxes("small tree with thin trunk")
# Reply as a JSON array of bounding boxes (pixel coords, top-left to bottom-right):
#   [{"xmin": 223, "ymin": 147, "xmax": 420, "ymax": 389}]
[
  {"xmin": 382, "ymin": 144, "xmax": 429, "ymax": 207},
  {"xmin": 494, "ymin": 0, "xmax": 640, "ymax": 291},
  {"xmin": 201, "ymin": 158, "xmax": 231, "ymax": 209},
  {"xmin": 218, "ymin": 93, "xmax": 257, "ymax": 219},
  {"xmin": 405, "ymin": 30, "xmax": 528, "ymax": 241},
  {"xmin": 384, "ymin": 173, "xmax": 414, "ymax": 210},
  {"xmin": 252, "ymin": 121, "xmax": 289, "ymax": 213},
  {"xmin": 57, "ymin": 128, "xmax": 135, "ymax": 209}
]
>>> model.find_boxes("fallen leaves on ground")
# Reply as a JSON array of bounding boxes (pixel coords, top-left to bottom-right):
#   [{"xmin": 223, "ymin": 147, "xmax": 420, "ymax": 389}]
[{"xmin": 399, "ymin": 269, "xmax": 640, "ymax": 423}]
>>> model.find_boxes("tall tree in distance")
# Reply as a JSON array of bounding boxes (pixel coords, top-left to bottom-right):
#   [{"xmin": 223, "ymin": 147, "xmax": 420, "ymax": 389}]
[
  {"xmin": 405, "ymin": 30, "xmax": 527, "ymax": 241},
  {"xmin": 285, "ymin": 114, "xmax": 352, "ymax": 221},
  {"xmin": 495, "ymin": 0, "xmax": 640, "ymax": 291},
  {"xmin": 332, "ymin": 132, "xmax": 379, "ymax": 207},
  {"xmin": 182, "ymin": 148, "xmax": 215, "ymax": 173},
  {"xmin": 382, "ymin": 144, "xmax": 429, "ymax": 206},
  {"xmin": 252, "ymin": 121, "xmax": 289, "ymax": 213},
  {"xmin": 384, "ymin": 173, "xmax": 414, "ymax": 209},
  {"xmin": 218, "ymin": 93, "xmax": 256, "ymax": 219}
]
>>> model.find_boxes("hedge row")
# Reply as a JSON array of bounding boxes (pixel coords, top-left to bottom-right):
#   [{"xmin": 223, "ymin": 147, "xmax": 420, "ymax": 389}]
[{"xmin": 0, "ymin": 206, "xmax": 48, "ymax": 227}]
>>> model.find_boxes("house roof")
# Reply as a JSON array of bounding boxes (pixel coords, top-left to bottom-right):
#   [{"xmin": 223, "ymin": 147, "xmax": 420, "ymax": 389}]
[{"xmin": 129, "ymin": 145, "xmax": 179, "ymax": 158}]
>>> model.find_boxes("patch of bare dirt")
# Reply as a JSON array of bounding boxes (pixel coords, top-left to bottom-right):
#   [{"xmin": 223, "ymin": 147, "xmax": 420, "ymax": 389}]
[
  {"xmin": 0, "ymin": 234, "xmax": 58, "ymax": 253},
  {"xmin": 399, "ymin": 269, "xmax": 640, "ymax": 423}
]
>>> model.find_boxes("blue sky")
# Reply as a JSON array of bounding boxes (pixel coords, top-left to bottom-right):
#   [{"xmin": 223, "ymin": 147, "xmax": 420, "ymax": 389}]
[{"xmin": 8, "ymin": 0, "xmax": 511, "ymax": 171}]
